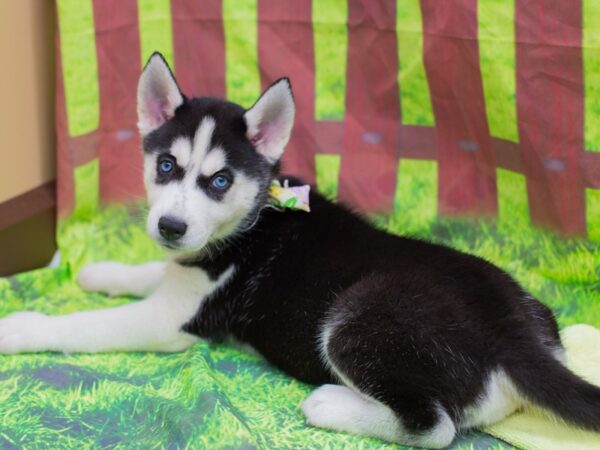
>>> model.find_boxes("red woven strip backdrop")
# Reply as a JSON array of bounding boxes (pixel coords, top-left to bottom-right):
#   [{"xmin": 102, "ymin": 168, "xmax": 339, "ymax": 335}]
[{"xmin": 55, "ymin": 0, "xmax": 600, "ymax": 237}]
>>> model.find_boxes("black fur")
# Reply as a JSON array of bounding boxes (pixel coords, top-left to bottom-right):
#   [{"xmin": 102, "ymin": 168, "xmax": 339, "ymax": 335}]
[
  {"xmin": 179, "ymin": 179, "xmax": 600, "ymax": 433},
  {"xmin": 141, "ymin": 54, "xmax": 600, "ymax": 439}
]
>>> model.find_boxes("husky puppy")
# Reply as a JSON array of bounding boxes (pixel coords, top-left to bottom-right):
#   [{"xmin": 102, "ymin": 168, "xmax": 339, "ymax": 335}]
[{"xmin": 2, "ymin": 52, "xmax": 599, "ymax": 448}]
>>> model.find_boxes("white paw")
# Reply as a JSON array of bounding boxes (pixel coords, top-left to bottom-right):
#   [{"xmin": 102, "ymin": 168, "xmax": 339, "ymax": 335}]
[
  {"xmin": 0, "ymin": 312, "xmax": 52, "ymax": 354},
  {"xmin": 78, "ymin": 262, "xmax": 125, "ymax": 296},
  {"xmin": 302, "ymin": 385, "xmax": 409, "ymax": 445},
  {"xmin": 302, "ymin": 384, "xmax": 367, "ymax": 430}
]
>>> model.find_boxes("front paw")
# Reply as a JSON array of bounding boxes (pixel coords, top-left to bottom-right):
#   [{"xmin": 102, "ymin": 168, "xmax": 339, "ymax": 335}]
[
  {"xmin": 78, "ymin": 262, "xmax": 125, "ymax": 296},
  {"xmin": 0, "ymin": 312, "xmax": 52, "ymax": 354}
]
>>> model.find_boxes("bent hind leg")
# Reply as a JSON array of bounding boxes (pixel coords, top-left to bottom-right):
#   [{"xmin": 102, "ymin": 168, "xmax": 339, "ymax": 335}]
[{"xmin": 303, "ymin": 281, "xmax": 458, "ymax": 448}]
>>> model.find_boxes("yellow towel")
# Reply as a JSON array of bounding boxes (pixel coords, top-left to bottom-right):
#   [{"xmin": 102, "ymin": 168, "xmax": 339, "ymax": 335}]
[{"xmin": 484, "ymin": 324, "xmax": 600, "ymax": 450}]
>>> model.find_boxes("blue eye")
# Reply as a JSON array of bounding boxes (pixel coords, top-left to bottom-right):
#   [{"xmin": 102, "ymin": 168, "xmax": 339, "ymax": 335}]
[
  {"xmin": 211, "ymin": 175, "xmax": 230, "ymax": 190},
  {"xmin": 159, "ymin": 160, "xmax": 173, "ymax": 174}
]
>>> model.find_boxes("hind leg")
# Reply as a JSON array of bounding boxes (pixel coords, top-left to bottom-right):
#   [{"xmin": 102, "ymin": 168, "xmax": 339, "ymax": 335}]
[
  {"xmin": 304, "ymin": 276, "xmax": 486, "ymax": 447},
  {"xmin": 303, "ymin": 292, "xmax": 457, "ymax": 447},
  {"xmin": 302, "ymin": 384, "xmax": 455, "ymax": 448}
]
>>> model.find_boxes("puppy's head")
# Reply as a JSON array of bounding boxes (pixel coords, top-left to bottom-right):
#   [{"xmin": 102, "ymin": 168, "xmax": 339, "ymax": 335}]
[{"xmin": 137, "ymin": 52, "xmax": 294, "ymax": 253}]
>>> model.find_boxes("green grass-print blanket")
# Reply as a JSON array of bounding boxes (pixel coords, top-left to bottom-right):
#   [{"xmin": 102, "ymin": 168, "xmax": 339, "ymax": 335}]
[
  {"xmin": 0, "ymin": 206, "xmax": 510, "ymax": 450},
  {"xmin": 1, "ymin": 168, "xmax": 598, "ymax": 449}
]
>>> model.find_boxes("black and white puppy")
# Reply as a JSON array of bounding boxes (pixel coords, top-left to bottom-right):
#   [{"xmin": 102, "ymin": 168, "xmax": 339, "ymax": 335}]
[{"xmin": 2, "ymin": 52, "xmax": 600, "ymax": 448}]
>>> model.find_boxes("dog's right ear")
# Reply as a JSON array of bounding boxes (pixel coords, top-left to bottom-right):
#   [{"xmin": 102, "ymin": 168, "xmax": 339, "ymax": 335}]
[{"xmin": 137, "ymin": 52, "xmax": 184, "ymax": 136}]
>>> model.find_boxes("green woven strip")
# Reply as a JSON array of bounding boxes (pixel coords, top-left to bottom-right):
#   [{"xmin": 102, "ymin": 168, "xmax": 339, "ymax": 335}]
[
  {"xmin": 138, "ymin": 0, "xmax": 175, "ymax": 68},
  {"xmin": 56, "ymin": 0, "xmax": 99, "ymax": 137},
  {"xmin": 315, "ymin": 154, "xmax": 341, "ymax": 200},
  {"xmin": 73, "ymin": 159, "xmax": 99, "ymax": 220},
  {"xmin": 587, "ymin": 189, "xmax": 600, "ymax": 241},
  {"xmin": 223, "ymin": 0, "xmax": 261, "ymax": 107},
  {"xmin": 313, "ymin": 0, "xmax": 348, "ymax": 120},
  {"xmin": 391, "ymin": 159, "xmax": 437, "ymax": 234},
  {"xmin": 583, "ymin": 1, "xmax": 600, "ymax": 152},
  {"xmin": 396, "ymin": 0, "xmax": 434, "ymax": 126},
  {"xmin": 478, "ymin": 0, "xmax": 519, "ymax": 142},
  {"xmin": 497, "ymin": 168, "xmax": 529, "ymax": 229}
]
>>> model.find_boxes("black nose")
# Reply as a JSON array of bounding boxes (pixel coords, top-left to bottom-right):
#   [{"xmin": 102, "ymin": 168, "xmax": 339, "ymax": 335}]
[{"xmin": 158, "ymin": 216, "xmax": 187, "ymax": 241}]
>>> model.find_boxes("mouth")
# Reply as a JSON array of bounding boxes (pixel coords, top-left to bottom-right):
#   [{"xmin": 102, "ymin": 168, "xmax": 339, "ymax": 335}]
[
  {"xmin": 157, "ymin": 237, "xmax": 208, "ymax": 255},
  {"xmin": 161, "ymin": 242, "xmax": 180, "ymax": 250}
]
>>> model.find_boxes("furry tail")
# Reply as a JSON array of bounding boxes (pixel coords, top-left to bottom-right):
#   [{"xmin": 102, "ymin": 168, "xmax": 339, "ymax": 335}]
[{"xmin": 506, "ymin": 348, "xmax": 600, "ymax": 430}]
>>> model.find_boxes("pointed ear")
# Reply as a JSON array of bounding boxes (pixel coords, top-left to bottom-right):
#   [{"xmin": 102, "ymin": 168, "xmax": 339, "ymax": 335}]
[
  {"xmin": 244, "ymin": 78, "xmax": 295, "ymax": 163},
  {"xmin": 137, "ymin": 52, "xmax": 184, "ymax": 136}
]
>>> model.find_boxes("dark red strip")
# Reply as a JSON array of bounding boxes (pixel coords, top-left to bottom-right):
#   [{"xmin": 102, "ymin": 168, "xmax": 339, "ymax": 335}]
[
  {"xmin": 421, "ymin": 0, "xmax": 497, "ymax": 217},
  {"xmin": 317, "ymin": 122, "xmax": 437, "ymax": 161},
  {"xmin": 492, "ymin": 139, "xmax": 523, "ymax": 174},
  {"xmin": 337, "ymin": 0, "xmax": 400, "ymax": 212},
  {"xmin": 314, "ymin": 121, "xmax": 344, "ymax": 155},
  {"xmin": 398, "ymin": 126, "xmax": 437, "ymax": 160},
  {"xmin": 257, "ymin": 0, "xmax": 316, "ymax": 183},
  {"xmin": 55, "ymin": 15, "xmax": 75, "ymax": 216},
  {"xmin": 583, "ymin": 154, "xmax": 600, "ymax": 189},
  {"xmin": 171, "ymin": 0, "xmax": 225, "ymax": 97},
  {"xmin": 92, "ymin": 0, "xmax": 145, "ymax": 204},
  {"xmin": 316, "ymin": 118, "xmax": 595, "ymax": 195},
  {"xmin": 515, "ymin": 0, "xmax": 586, "ymax": 235}
]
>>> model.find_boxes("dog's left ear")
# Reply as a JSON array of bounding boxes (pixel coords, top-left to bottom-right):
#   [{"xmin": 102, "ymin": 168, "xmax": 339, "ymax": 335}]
[{"xmin": 244, "ymin": 78, "xmax": 295, "ymax": 163}]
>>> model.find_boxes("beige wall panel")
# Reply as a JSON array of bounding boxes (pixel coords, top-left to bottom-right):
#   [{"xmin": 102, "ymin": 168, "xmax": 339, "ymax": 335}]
[{"xmin": 0, "ymin": 0, "xmax": 55, "ymax": 204}]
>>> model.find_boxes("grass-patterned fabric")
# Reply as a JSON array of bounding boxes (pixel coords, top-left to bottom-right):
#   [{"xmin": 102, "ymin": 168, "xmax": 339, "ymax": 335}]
[
  {"xmin": 10, "ymin": 2, "xmax": 599, "ymax": 446},
  {"xmin": 2, "ymin": 165, "xmax": 598, "ymax": 448},
  {"xmin": 1, "ymin": 205, "xmax": 516, "ymax": 450}
]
